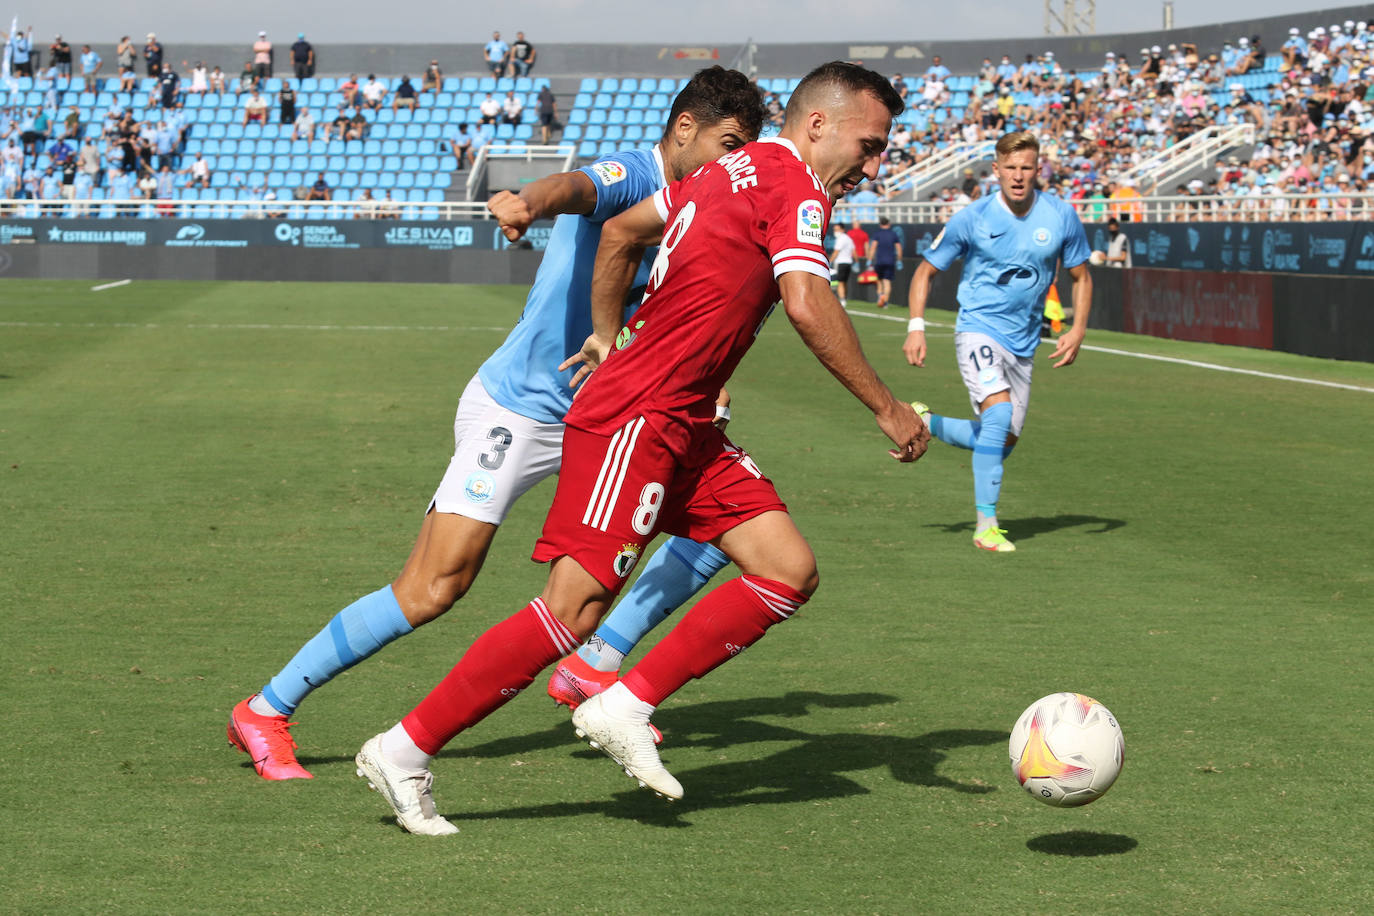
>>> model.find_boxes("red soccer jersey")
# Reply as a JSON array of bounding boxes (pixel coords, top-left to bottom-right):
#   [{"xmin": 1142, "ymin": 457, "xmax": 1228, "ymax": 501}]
[{"xmin": 565, "ymin": 137, "xmax": 832, "ymax": 465}]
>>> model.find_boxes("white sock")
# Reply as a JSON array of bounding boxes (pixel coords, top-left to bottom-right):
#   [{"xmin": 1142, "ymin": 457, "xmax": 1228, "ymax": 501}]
[
  {"xmin": 599, "ymin": 681, "xmax": 656, "ymax": 723},
  {"xmin": 976, "ymin": 509, "xmax": 998, "ymax": 533},
  {"xmin": 380, "ymin": 721, "xmax": 432, "ymax": 773},
  {"xmin": 248, "ymin": 693, "xmax": 284, "ymax": 717}
]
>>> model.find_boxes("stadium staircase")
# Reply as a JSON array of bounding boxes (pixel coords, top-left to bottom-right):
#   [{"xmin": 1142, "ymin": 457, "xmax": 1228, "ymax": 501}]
[
  {"xmin": 1116, "ymin": 123, "xmax": 1256, "ymax": 195},
  {"xmin": 883, "ymin": 139, "xmax": 997, "ymax": 201}
]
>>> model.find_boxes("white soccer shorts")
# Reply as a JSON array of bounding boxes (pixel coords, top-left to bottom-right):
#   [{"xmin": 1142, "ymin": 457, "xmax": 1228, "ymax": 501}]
[
  {"xmin": 429, "ymin": 375, "xmax": 565, "ymax": 525},
  {"xmin": 953, "ymin": 330, "xmax": 1033, "ymax": 436}
]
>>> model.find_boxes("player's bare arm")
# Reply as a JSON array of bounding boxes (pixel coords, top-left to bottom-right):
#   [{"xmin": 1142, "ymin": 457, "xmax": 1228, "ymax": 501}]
[
  {"xmin": 779, "ymin": 270, "xmax": 928, "ymax": 462},
  {"xmin": 488, "ymin": 170, "xmax": 598, "ymax": 242},
  {"xmin": 903, "ymin": 259, "xmax": 939, "ymax": 368},
  {"xmin": 1050, "ymin": 261, "xmax": 1092, "ymax": 368},
  {"xmin": 559, "ymin": 194, "xmax": 667, "ymax": 387}
]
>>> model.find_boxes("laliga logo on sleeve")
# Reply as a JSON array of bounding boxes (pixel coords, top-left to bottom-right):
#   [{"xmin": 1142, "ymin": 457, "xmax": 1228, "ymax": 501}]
[
  {"xmin": 591, "ymin": 160, "xmax": 627, "ymax": 186},
  {"xmin": 796, "ymin": 200, "xmax": 825, "ymax": 244}
]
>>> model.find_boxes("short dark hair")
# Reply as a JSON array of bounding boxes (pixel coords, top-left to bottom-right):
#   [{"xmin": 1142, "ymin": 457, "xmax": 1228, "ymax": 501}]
[
  {"xmin": 784, "ymin": 61, "xmax": 905, "ymax": 123},
  {"xmin": 662, "ymin": 66, "xmax": 765, "ymax": 142}
]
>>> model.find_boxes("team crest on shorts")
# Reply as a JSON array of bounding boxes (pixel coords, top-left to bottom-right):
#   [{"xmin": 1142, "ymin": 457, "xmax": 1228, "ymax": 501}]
[
  {"xmin": 464, "ymin": 470, "xmax": 496, "ymax": 504},
  {"xmin": 590, "ymin": 160, "xmax": 627, "ymax": 186},
  {"xmin": 613, "ymin": 542, "xmax": 642, "ymax": 579},
  {"xmin": 979, "ymin": 367, "xmax": 1000, "ymax": 386}
]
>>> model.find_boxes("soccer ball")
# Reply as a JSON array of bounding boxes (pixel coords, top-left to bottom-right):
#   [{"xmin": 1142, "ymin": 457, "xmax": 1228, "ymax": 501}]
[{"xmin": 1008, "ymin": 692, "xmax": 1124, "ymax": 807}]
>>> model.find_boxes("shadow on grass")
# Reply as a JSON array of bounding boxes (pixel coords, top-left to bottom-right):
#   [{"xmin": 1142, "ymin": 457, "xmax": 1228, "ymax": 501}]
[
  {"xmin": 926, "ymin": 514, "xmax": 1126, "ymax": 542},
  {"xmin": 1026, "ymin": 831, "xmax": 1138, "ymax": 856},
  {"xmin": 409, "ymin": 691, "xmax": 1007, "ymax": 827}
]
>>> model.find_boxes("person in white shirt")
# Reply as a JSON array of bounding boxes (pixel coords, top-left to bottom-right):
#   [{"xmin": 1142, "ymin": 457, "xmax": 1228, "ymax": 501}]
[
  {"xmin": 829, "ymin": 221, "xmax": 857, "ymax": 306},
  {"xmin": 361, "ymin": 75, "xmax": 387, "ymax": 110},
  {"xmin": 501, "ymin": 91, "xmax": 523, "ymax": 125},
  {"xmin": 478, "ymin": 93, "xmax": 500, "ymax": 125}
]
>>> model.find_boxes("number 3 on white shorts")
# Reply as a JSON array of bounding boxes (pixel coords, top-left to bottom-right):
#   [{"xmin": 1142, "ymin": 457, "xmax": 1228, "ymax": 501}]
[{"xmin": 631, "ymin": 482, "xmax": 665, "ymax": 535}]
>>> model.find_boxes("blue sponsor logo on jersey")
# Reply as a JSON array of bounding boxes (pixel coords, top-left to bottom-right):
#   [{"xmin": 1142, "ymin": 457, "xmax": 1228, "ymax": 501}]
[{"xmin": 464, "ymin": 471, "xmax": 496, "ymax": 504}]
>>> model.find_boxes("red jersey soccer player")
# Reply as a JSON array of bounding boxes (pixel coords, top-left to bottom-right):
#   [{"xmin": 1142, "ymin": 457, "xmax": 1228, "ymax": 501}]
[{"xmin": 354, "ymin": 62, "xmax": 928, "ymax": 834}]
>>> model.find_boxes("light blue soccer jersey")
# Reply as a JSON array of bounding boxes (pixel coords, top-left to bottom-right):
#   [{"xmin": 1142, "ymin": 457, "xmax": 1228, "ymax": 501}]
[
  {"xmin": 477, "ymin": 147, "xmax": 666, "ymax": 423},
  {"xmin": 924, "ymin": 191, "xmax": 1090, "ymax": 357}
]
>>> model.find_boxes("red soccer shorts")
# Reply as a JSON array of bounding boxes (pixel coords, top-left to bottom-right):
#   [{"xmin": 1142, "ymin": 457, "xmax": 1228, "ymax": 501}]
[{"xmin": 532, "ymin": 417, "xmax": 787, "ymax": 592}]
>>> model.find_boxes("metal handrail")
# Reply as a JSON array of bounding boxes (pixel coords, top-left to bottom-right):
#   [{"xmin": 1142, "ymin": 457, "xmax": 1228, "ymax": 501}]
[
  {"xmin": 0, "ymin": 197, "xmax": 495, "ymax": 219},
  {"xmin": 883, "ymin": 140, "xmax": 996, "ymax": 200},
  {"xmin": 1117, "ymin": 124, "xmax": 1255, "ymax": 192}
]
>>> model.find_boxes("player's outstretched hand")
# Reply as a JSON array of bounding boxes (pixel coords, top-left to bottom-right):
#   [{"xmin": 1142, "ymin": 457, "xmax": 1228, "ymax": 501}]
[
  {"xmin": 878, "ymin": 400, "xmax": 930, "ymax": 463},
  {"xmin": 487, "ymin": 190, "xmax": 533, "ymax": 242},
  {"xmin": 1049, "ymin": 325, "xmax": 1086, "ymax": 368},
  {"xmin": 902, "ymin": 330, "xmax": 927, "ymax": 368},
  {"xmin": 558, "ymin": 333, "xmax": 614, "ymax": 389}
]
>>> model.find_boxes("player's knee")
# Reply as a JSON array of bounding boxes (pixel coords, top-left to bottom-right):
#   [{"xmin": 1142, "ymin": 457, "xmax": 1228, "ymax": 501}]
[
  {"xmin": 774, "ymin": 553, "xmax": 820, "ymax": 598},
  {"xmin": 395, "ymin": 570, "xmax": 474, "ymax": 626}
]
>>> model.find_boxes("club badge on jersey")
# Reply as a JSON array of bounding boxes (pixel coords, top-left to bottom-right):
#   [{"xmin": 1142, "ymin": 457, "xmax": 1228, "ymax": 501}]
[{"xmin": 613, "ymin": 542, "xmax": 642, "ymax": 578}]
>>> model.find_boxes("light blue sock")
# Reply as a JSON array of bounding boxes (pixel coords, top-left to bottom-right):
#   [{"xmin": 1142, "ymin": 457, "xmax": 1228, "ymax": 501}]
[
  {"xmin": 930, "ymin": 414, "xmax": 1016, "ymax": 458},
  {"xmin": 929, "ymin": 413, "xmax": 979, "ymax": 450},
  {"xmin": 972, "ymin": 402, "xmax": 1013, "ymax": 531},
  {"xmin": 261, "ymin": 585, "xmax": 414, "ymax": 715},
  {"xmin": 577, "ymin": 537, "xmax": 730, "ymax": 670}
]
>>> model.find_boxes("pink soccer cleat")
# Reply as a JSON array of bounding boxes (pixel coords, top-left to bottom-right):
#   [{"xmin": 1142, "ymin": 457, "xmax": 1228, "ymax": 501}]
[
  {"xmin": 547, "ymin": 654, "xmax": 663, "ymax": 745},
  {"xmin": 226, "ymin": 696, "xmax": 314, "ymax": 780}
]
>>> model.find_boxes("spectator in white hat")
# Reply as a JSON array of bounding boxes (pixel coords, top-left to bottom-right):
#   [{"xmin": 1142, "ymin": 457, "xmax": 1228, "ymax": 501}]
[{"xmin": 252, "ymin": 30, "xmax": 272, "ymax": 80}]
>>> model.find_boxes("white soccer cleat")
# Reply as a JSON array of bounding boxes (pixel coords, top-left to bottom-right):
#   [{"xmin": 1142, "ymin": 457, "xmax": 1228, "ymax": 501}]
[
  {"xmin": 572, "ymin": 690, "xmax": 683, "ymax": 801},
  {"xmin": 355, "ymin": 734, "xmax": 459, "ymax": 836}
]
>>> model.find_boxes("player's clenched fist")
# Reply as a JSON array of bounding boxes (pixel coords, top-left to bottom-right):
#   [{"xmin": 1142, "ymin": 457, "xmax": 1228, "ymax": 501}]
[{"xmin": 488, "ymin": 190, "xmax": 534, "ymax": 242}]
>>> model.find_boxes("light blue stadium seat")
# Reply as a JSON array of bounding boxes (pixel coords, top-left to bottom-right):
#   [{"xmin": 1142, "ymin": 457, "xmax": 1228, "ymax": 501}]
[
  {"xmin": 597, "ymin": 141, "xmax": 617, "ymax": 156},
  {"xmin": 584, "ymin": 125, "xmax": 604, "ymax": 141},
  {"xmin": 579, "ymin": 78, "xmax": 598, "ymax": 93},
  {"xmin": 422, "ymin": 124, "xmax": 442, "ymax": 140},
  {"xmin": 514, "ymin": 77, "xmax": 531, "ymax": 92},
  {"xmin": 460, "ymin": 77, "xmax": 478, "ymax": 92},
  {"xmin": 495, "ymin": 77, "xmax": 514, "ymax": 92},
  {"xmin": 650, "ymin": 93, "xmax": 669, "ymax": 109},
  {"xmin": 594, "ymin": 92, "xmax": 613, "ymax": 108},
  {"xmin": 414, "ymin": 173, "xmax": 433, "ymax": 189},
  {"xmin": 433, "ymin": 173, "xmax": 451, "ymax": 189},
  {"xmin": 604, "ymin": 125, "xmax": 624, "ymax": 141},
  {"xmin": 478, "ymin": 77, "xmax": 496, "ymax": 92},
  {"xmin": 601, "ymin": 78, "xmax": 619, "ymax": 93},
  {"xmin": 589, "ymin": 109, "xmax": 607, "ymax": 125},
  {"xmin": 362, "ymin": 139, "xmax": 382, "ymax": 155},
  {"xmin": 377, "ymin": 172, "xmax": 397, "ymax": 188},
  {"xmin": 578, "ymin": 140, "xmax": 598, "ymax": 158},
  {"xmin": 620, "ymin": 78, "xmax": 639, "ymax": 93},
  {"xmin": 402, "ymin": 123, "xmax": 423, "ymax": 139},
  {"xmin": 608, "ymin": 109, "xmax": 625, "ymax": 124},
  {"xmin": 452, "ymin": 91, "xmax": 470, "ymax": 108},
  {"xmin": 612, "ymin": 93, "xmax": 632, "ymax": 109},
  {"xmin": 563, "ymin": 124, "xmax": 583, "ymax": 141},
  {"xmin": 574, "ymin": 92, "xmax": 592, "ymax": 109},
  {"xmin": 381, "ymin": 139, "xmax": 400, "ymax": 155},
  {"xmin": 221, "ymin": 138, "xmax": 239, "ymax": 155},
  {"xmin": 514, "ymin": 124, "xmax": 532, "ymax": 140},
  {"xmin": 623, "ymin": 125, "xmax": 643, "ymax": 141},
  {"xmin": 631, "ymin": 93, "xmax": 650, "ymax": 109},
  {"xmin": 340, "ymin": 173, "xmax": 359, "ymax": 189},
  {"xmin": 377, "ymin": 109, "xmax": 394, "ymax": 124}
]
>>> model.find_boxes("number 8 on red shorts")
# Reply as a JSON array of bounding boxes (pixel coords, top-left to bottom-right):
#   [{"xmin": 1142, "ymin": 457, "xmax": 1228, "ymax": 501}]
[{"xmin": 533, "ymin": 417, "xmax": 787, "ymax": 592}]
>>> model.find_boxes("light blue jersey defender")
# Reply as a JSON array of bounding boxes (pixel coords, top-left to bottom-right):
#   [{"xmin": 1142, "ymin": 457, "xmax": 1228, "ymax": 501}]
[
  {"xmin": 478, "ymin": 148, "xmax": 666, "ymax": 423},
  {"xmin": 923, "ymin": 191, "xmax": 1090, "ymax": 357}
]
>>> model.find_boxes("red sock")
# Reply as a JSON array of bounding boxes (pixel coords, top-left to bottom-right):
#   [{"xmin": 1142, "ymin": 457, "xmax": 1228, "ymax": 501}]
[
  {"xmin": 401, "ymin": 599, "xmax": 579, "ymax": 755},
  {"xmin": 621, "ymin": 575, "xmax": 806, "ymax": 707}
]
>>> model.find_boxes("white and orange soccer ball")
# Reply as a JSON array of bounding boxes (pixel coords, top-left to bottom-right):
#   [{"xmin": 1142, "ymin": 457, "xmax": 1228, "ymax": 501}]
[{"xmin": 1008, "ymin": 692, "xmax": 1125, "ymax": 807}]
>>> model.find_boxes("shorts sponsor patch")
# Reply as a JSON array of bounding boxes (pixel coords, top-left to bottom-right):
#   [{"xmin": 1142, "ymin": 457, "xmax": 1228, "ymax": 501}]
[
  {"xmin": 590, "ymin": 160, "xmax": 627, "ymax": 186},
  {"xmin": 464, "ymin": 470, "xmax": 496, "ymax": 504},
  {"xmin": 613, "ymin": 542, "xmax": 642, "ymax": 579},
  {"xmin": 796, "ymin": 200, "xmax": 825, "ymax": 245}
]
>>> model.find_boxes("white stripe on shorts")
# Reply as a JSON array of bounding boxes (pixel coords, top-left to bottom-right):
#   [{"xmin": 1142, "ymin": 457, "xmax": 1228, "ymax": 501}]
[{"xmin": 583, "ymin": 417, "xmax": 645, "ymax": 532}]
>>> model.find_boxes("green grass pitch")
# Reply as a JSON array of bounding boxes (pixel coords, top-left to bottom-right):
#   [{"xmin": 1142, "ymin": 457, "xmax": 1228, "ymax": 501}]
[{"xmin": 1, "ymin": 279, "xmax": 1371, "ymax": 914}]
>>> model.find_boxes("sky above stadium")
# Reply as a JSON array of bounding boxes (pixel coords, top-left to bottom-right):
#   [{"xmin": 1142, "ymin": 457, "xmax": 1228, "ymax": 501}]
[{"xmin": 14, "ymin": 0, "xmax": 1355, "ymax": 46}]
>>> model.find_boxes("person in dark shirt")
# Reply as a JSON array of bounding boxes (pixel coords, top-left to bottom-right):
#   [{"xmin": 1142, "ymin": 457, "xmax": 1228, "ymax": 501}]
[
  {"xmin": 392, "ymin": 76, "xmax": 418, "ymax": 113},
  {"xmin": 290, "ymin": 33, "xmax": 314, "ymax": 79}
]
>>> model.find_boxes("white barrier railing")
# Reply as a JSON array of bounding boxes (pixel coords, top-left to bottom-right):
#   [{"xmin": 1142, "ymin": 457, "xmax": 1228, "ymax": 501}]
[
  {"xmin": 2, "ymin": 191, "xmax": 1368, "ymax": 225},
  {"xmin": 0, "ymin": 197, "xmax": 494, "ymax": 220},
  {"xmin": 835, "ymin": 192, "xmax": 1374, "ymax": 224},
  {"xmin": 466, "ymin": 142, "xmax": 577, "ymax": 201}
]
